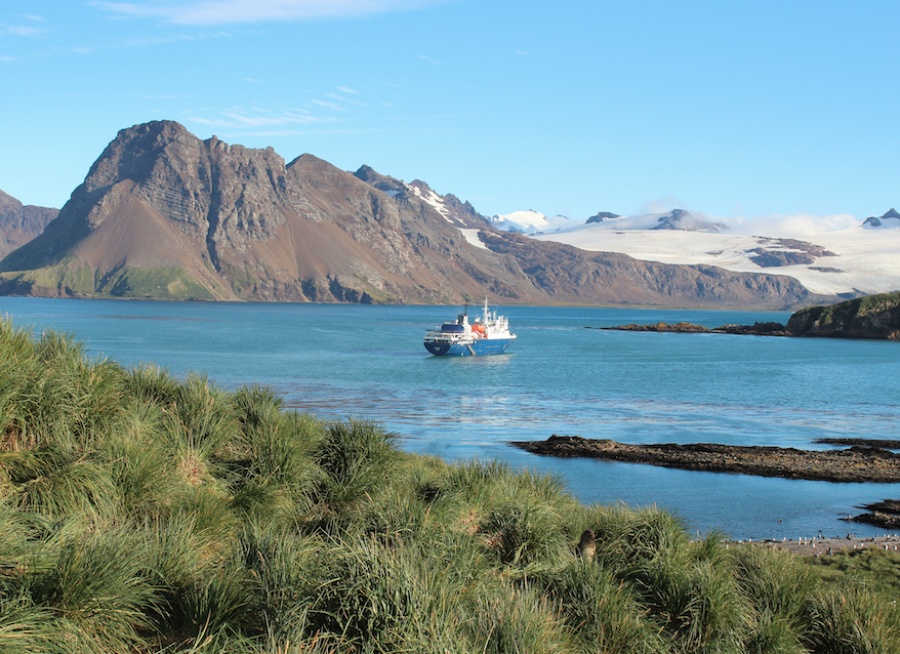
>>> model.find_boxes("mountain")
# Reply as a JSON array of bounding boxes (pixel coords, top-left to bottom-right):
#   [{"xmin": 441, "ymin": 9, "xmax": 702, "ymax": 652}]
[
  {"xmin": 537, "ymin": 213, "xmax": 900, "ymax": 297},
  {"xmin": 352, "ymin": 166, "xmax": 487, "ymax": 230},
  {"xmin": 651, "ymin": 209, "xmax": 727, "ymax": 232},
  {"xmin": 566, "ymin": 209, "xmax": 729, "ymax": 233},
  {"xmin": 0, "ymin": 120, "xmax": 837, "ymax": 308},
  {"xmin": 0, "ymin": 190, "xmax": 58, "ymax": 259},
  {"xmin": 494, "ymin": 209, "xmax": 725, "ymax": 233},
  {"xmin": 585, "ymin": 211, "xmax": 621, "ymax": 224},
  {"xmin": 862, "ymin": 208, "xmax": 900, "ymax": 228}
]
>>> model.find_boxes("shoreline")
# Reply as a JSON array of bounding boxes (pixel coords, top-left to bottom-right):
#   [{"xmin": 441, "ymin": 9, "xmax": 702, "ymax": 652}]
[
  {"xmin": 513, "ymin": 435, "xmax": 900, "ymax": 538},
  {"xmin": 729, "ymin": 533, "xmax": 900, "ymax": 557},
  {"xmin": 511, "ymin": 435, "xmax": 900, "ymax": 483}
]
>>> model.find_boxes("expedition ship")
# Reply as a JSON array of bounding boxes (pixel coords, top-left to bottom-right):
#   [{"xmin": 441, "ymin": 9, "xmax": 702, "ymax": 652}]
[{"xmin": 423, "ymin": 298, "xmax": 516, "ymax": 356}]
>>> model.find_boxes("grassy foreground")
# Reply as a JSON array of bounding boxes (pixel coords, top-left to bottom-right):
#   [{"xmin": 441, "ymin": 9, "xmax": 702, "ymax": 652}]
[{"xmin": 0, "ymin": 319, "xmax": 897, "ymax": 654}]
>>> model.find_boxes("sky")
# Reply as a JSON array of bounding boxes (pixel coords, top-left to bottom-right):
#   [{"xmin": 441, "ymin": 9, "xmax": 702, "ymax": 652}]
[{"xmin": 2, "ymin": 0, "xmax": 898, "ymax": 225}]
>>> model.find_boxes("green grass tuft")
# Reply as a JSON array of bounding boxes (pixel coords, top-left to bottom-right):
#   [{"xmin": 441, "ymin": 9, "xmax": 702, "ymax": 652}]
[{"xmin": 1, "ymin": 319, "xmax": 899, "ymax": 653}]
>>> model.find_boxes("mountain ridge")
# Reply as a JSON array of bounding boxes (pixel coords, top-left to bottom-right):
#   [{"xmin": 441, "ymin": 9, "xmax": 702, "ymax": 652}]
[
  {"xmin": 0, "ymin": 120, "xmax": 837, "ymax": 309},
  {"xmin": 0, "ymin": 189, "xmax": 59, "ymax": 259}
]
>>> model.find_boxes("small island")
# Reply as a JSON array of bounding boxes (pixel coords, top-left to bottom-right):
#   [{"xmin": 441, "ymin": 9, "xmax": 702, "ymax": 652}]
[
  {"xmin": 596, "ymin": 291, "xmax": 900, "ymax": 340},
  {"xmin": 511, "ymin": 435, "xmax": 900, "ymax": 483}
]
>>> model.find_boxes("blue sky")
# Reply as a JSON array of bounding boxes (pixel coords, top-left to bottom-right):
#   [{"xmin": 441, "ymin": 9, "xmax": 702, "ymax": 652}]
[{"xmin": 2, "ymin": 0, "xmax": 898, "ymax": 223}]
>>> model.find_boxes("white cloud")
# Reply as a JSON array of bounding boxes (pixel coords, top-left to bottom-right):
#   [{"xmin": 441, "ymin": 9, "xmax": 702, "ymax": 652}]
[
  {"xmin": 244, "ymin": 127, "xmax": 380, "ymax": 137},
  {"xmin": 419, "ymin": 54, "xmax": 441, "ymax": 65},
  {"xmin": 139, "ymin": 93, "xmax": 197, "ymax": 99},
  {"xmin": 638, "ymin": 196, "xmax": 687, "ymax": 214},
  {"xmin": 186, "ymin": 107, "xmax": 340, "ymax": 129},
  {"xmin": 2, "ymin": 25, "xmax": 42, "ymax": 37},
  {"xmin": 337, "ymin": 86, "xmax": 358, "ymax": 94},
  {"xmin": 326, "ymin": 91, "xmax": 367, "ymax": 107},
  {"xmin": 727, "ymin": 213, "xmax": 860, "ymax": 238},
  {"xmin": 632, "ymin": 196, "xmax": 863, "ymax": 238},
  {"xmin": 311, "ymin": 99, "xmax": 344, "ymax": 111},
  {"xmin": 91, "ymin": 0, "xmax": 449, "ymax": 26}
]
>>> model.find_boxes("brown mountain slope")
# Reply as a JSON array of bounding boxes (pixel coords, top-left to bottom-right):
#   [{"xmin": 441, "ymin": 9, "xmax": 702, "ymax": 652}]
[
  {"xmin": 0, "ymin": 120, "xmax": 837, "ymax": 308},
  {"xmin": 0, "ymin": 190, "xmax": 58, "ymax": 259}
]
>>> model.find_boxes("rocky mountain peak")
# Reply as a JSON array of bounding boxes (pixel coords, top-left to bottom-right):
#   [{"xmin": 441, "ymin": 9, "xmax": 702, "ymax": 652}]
[
  {"xmin": 0, "ymin": 189, "xmax": 21, "ymax": 212},
  {"xmin": 0, "ymin": 120, "xmax": 840, "ymax": 309},
  {"xmin": 652, "ymin": 209, "xmax": 727, "ymax": 233},
  {"xmin": 585, "ymin": 211, "xmax": 621, "ymax": 224},
  {"xmin": 353, "ymin": 165, "xmax": 408, "ymax": 198},
  {"xmin": 863, "ymin": 208, "xmax": 900, "ymax": 228}
]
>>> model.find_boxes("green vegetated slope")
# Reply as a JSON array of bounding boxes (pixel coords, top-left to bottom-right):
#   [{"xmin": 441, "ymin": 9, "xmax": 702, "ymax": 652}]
[
  {"xmin": 787, "ymin": 290, "xmax": 900, "ymax": 338},
  {"xmin": 1, "ymin": 320, "xmax": 898, "ymax": 654},
  {"xmin": 0, "ymin": 259, "xmax": 218, "ymax": 300}
]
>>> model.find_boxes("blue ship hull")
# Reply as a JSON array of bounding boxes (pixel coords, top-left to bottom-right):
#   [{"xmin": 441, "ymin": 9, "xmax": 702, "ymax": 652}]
[{"xmin": 424, "ymin": 337, "xmax": 513, "ymax": 356}]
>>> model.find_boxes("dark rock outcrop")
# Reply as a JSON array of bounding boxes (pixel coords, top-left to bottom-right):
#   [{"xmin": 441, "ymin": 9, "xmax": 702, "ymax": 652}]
[
  {"xmin": 599, "ymin": 321, "xmax": 789, "ymax": 336},
  {"xmin": 651, "ymin": 208, "xmax": 727, "ymax": 233},
  {"xmin": 746, "ymin": 238, "xmax": 836, "ymax": 268},
  {"xmin": 512, "ymin": 435, "xmax": 900, "ymax": 483},
  {"xmin": 601, "ymin": 292, "xmax": 900, "ymax": 340},
  {"xmin": 585, "ymin": 211, "xmax": 620, "ymax": 224},
  {"xmin": 786, "ymin": 291, "xmax": 900, "ymax": 339},
  {"xmin": 749, "ymin": 249, "xmax": 817, "ymax": 267},
  {"xmin": 845, "ymin": 499, "xmax": 900, "ymax": 529},
  {"xmin": 598, "ymin": 321, "xmax": 711, "ymax": 333},
  {"xmin": 862, "ymin": 208, "xmax": 900, "ymax": 228}
]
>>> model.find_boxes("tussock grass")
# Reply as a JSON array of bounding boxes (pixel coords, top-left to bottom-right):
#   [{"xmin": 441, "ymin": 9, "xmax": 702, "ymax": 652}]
[{"xmin": 1, "ymin": 320, "xmax": 899, "ymax": 653}]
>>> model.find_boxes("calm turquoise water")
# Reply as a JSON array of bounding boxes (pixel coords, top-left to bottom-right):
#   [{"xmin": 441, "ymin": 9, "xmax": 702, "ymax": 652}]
[{"xmin": 2, "ymin": 297, "xmax": 898, "ymax": 540}]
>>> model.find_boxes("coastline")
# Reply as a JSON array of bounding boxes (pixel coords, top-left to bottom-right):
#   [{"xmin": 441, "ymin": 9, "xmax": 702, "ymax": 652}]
[
  {"xmin": 511, "ymin": 435, "xmax": 900, "ymax": 483},
  {"xmin": 730, "ymin": 533, "xmax": 900, "ymax": 557}
]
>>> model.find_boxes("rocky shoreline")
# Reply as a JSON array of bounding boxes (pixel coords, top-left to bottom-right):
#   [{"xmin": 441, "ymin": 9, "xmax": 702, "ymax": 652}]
[
  {"xmin": 594, "ymin": 290, "xmax": 900, "ymax": 340},
  {"xmin": 843, "ymin": 499, "xmax": 900, "ymax": 530},
  {"xmin": 594, "ymin": 321, "xmax": 790, "ymax": 336},
  {"xmin": 510, "ymin": 435, "xmax": 900, "ymax": 483},
  {"xmin": 731, "ymin": 534, "xmax": 900, "ymax": 557}
]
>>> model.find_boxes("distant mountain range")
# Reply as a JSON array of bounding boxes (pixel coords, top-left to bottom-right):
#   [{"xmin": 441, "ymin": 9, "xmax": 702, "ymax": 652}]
[
  {"xmin": 0, "ymin": 120, "xmax": 848, "ymax": 308},
  {"xmin": 535, "ymin": 208, "xmax": 900, "ymax": 297}
]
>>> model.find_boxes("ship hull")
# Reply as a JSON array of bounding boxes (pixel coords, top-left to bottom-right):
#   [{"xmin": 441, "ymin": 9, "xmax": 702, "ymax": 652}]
[{"xmin": 424, "ymin": 337, "xmax": 513, "ymax": 356}]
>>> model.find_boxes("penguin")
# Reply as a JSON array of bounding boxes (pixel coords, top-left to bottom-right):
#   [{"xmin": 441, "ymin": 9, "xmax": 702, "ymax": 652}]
[{"xmin": 575, "ymin": 529, "xmax": 596, "ymax": 563}]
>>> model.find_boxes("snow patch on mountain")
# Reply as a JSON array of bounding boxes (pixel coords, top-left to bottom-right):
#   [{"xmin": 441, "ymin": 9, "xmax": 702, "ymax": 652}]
[
  {"xmin": 580, "ymin": 209, "xmax": 727, "ymax": 233},
  {"xmin": 536, "ymin": 219, "xmax": 900, "ymax": 296},
  {"xmin": 409, "ymin": 183, "xmax": 456, "ymax": 224},
  {"xmin": 458, "ymin": 228, "xmax": 489, "ymax": 250}
]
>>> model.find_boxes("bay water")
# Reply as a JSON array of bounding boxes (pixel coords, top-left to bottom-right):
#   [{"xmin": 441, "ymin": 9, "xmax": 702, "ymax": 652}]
[{"xmin": 2, "ymin": 296, "xmax": 898, "ymax": 541}]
